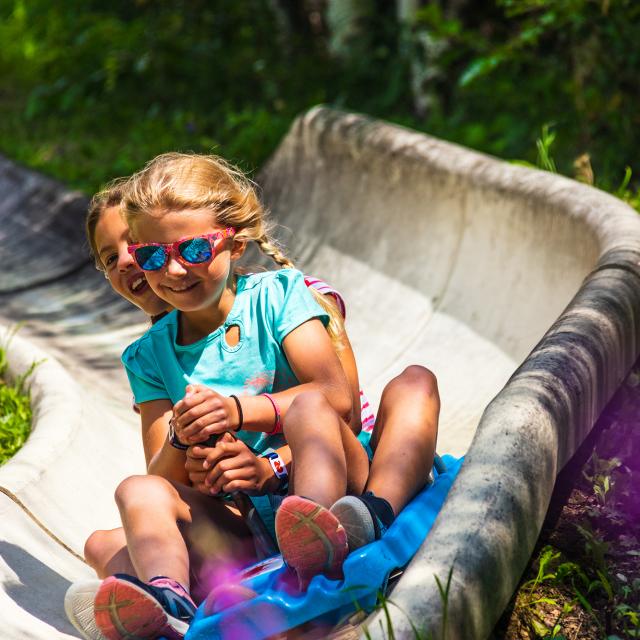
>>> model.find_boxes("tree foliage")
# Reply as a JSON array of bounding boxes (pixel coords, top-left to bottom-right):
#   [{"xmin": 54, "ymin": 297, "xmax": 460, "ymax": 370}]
[{"xmin": 0, "ymin": 0, "xmax": 638, "ymax": 194}]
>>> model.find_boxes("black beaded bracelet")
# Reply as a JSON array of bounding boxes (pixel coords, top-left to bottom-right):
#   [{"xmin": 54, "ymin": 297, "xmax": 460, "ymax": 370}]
[{"xmin": 229, "ymin": 394, "xmax": 243, "ymax": 431}]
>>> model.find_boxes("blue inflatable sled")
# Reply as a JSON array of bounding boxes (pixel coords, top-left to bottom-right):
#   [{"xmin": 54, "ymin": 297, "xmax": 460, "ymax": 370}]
[{"xmin": 185, "ymin": 454, "xmax": 463, "ymax": 640}]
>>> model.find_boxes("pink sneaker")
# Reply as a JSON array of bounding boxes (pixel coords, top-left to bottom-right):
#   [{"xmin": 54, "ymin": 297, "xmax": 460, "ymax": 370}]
[
  {"xmin": 94, "ymin": 574, "xmax": 196, "ymax": 640},
  {"xmin": 275, "ymin": 496, "xmax": 348, "ymax": 590}
]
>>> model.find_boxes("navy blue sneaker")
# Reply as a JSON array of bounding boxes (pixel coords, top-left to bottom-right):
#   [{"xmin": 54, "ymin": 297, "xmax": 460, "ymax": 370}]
[
  {"xmin": 330, "ymin": 491, "xmax": 395, "ymax": 551},
  {"xmin": 94, "ymin": 573, "xmax": 196, "ymax": 640}
]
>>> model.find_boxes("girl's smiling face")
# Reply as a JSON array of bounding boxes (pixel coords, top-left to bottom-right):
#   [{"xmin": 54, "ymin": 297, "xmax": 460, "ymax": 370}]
[
  {"xmin": 94, "ymin": 205, "xmax": 170, "ymax": 317},
  {"xmin": 129, "ymin": 209, "xmax": 241, "ymax": 315}
]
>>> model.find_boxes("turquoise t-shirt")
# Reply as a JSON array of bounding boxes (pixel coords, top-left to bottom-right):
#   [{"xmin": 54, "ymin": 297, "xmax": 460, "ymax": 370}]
[{"xmin": 121, "ymin": 268, "xmax": 330, "ymax": 455}]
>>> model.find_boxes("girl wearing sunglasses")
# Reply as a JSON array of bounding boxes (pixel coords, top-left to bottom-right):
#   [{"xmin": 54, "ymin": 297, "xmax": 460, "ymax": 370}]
[{"xmin": 68, "ymin": 154, "xmax": 439, "ymax": 640}]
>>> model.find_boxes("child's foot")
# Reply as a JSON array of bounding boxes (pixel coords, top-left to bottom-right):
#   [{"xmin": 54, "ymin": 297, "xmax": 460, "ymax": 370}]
[
  {"xmin": 275, "ymin": 495, "xmax": 348, "ymax": 590},
  {"xmin": 64, "ymin": 579, "xmax": 106, "ymax": 640},
  {"xmin": 330, "ymin": 491, "xmax": 395, "ymax": 551},
  {"xmin": 94, "ymin": 574, "xmax": 196, "ymax": 640}
]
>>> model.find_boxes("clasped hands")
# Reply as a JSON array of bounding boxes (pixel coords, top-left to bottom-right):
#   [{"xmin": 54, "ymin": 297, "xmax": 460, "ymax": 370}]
[{"xmin": 172, "ymin": 384, "xmax": 276, "ymax": 496}]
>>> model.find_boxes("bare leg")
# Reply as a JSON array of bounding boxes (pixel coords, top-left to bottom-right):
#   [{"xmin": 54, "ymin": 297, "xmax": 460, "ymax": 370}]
[
  {"xmin": 284, "ymin": 391, "xmax": 369, "ymax": 506},
  {"xmin": 366, "ymin": 365, "xmax": 440, "ymax": 514},
  {"xmin": 84, "ymin": 528, "xmax": 133, "ymax": 578},
  {"xmin": 114, "ymin": 474, "xmax": 255, "ymax": 589},
  {"xmin": 276, "ymin": 391, "xmax": 370, "ymax": 587}
]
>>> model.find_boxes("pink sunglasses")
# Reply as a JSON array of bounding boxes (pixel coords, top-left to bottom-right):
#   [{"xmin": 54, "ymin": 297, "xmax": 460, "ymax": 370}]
[{"xmin": 128, "ymin": 228, "xmax": 236, "ymax": 271}]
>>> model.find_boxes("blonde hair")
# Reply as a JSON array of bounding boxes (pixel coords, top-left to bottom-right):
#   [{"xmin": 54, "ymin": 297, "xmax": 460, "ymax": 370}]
[
  {"xmin": 85, "ymin": 178, "xmax": 127, "ymax": 270},
  {"xmin": 122, "ymin": 153, "xmax": 345, "ymax": 346}
]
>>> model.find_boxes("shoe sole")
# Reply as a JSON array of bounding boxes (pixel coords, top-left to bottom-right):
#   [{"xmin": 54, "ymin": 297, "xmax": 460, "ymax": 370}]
[
  {"xmin": 64, "ymin": 579, "xmax": 108, "ymax": 640},
  {"xmin": 275, "ymin": 496, "xmax": 348, "ymax": 590},
  {"xmin": 94, "ymin": 576, "xmax": 188, "ymax": 640},
  {"xmin": 330, "ymin": 495, "xmax": 376, "ymax": 551}
]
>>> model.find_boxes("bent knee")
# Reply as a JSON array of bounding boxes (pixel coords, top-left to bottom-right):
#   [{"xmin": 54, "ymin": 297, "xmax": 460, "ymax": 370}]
[
  {"xmin": 287, "ymin": 390, "xmax": 333, "ymax": 417},
  {"xmin": 114, "ymin": 474, "xmax": 175, "ymax": 511},
  {"xmin": 84, "ymin": 529, "xmax": 114, "ymax": 570},
  {"xmin": 389, "ymin": 365, "xmax": 439, "ymax": 397},
  {"xmin": 284, "ymin": 391, "xmax": 337, "ymax": 439}
]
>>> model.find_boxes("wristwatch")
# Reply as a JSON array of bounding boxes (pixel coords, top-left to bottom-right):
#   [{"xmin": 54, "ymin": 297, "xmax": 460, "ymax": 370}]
[{"xmin": 168, "ymin": 417, "xmax": 189, "ymax": 451}]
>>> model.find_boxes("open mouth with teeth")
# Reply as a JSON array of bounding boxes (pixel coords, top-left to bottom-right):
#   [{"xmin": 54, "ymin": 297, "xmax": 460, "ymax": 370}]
[{"xmin": 129, "ymin": 274, "xmax": 149, "ymax": 294}]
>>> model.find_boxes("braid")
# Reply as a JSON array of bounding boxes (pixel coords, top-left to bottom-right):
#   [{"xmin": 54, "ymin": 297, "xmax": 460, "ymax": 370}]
[
  {"xmin": 256, "ymin": 235, "xmax": 295, "ymax": 269},
  {"xmin": 255, "ymin": 233, "xmax": 344, "ymax": 350}
]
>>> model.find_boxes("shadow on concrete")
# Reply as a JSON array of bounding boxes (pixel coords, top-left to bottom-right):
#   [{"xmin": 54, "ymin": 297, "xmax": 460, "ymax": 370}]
[{"xmin": 0, "ymin": 541, "xmax": 79, "ymax": 637}]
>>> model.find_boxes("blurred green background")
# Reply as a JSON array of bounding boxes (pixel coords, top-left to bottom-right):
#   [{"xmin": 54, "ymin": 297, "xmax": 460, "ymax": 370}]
[{"xmin": 1, "ymin": 0, "xmax": 639, "ymax": 205}]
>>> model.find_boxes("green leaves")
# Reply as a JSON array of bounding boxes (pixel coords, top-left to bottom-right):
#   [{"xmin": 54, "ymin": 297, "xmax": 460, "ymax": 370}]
[{"xmin": 0, "ymin": 345, "xmax": 35, "ymax": 465}]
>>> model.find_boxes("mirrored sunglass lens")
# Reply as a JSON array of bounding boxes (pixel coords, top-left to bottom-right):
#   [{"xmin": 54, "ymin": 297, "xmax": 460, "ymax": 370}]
[
  {"xmin": 135, "ymin": 245, "xmax": 167, "ymax": 271},
  {"xmin": 179, "ymin": 237, "xmax": 212, "ymax": 264}
]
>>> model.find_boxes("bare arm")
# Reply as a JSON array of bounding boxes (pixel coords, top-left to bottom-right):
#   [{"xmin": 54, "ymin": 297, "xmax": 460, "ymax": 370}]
[
  {"xmin": 138, "ymin": 398, "xmax": 189, "ymax": 484},
  {"xmin": 321, "ymin": 295, "xmax": 362, "ymax": 434},
  {"xmin": 173, "ymin": 317, "xmax": 353, "ymax": 444}
]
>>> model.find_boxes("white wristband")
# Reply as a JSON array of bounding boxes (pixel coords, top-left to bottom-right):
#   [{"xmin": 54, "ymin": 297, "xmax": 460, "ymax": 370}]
[{"xmin": 266, "ymin": 452, "xmax": 288, "ymax": 479}]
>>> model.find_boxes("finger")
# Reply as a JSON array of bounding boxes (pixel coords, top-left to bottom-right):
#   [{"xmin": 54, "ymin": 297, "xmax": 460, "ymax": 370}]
[
  {"xmin": 178, "ymin": 394, "xmax": 222, "ymax": 420},
  {"xmin": 187, "ymin": 445, "xmax": 209, "ymax": 459},
  {"xmin": 188, "ymin": 472, "xmax": 208, "ymax": 486},
  {"xmin": 175, "ymin": 386, "xmax": 211, "ymax": 417},
  {"xmin": 195, "ymin": 482, "xmax": 211, "ymax": 495},
  {"xmin": 202, "ymin": 441, "xmax": 241, "ymax": 470},
  {"xmin": 178, "ymin": 401, "xmax": 226, "ymax": 435},
  {"xmin": 211, "ymin": 467, "xmax": 253, "ymax": 495},
  {"xmin": 180, "ymin": 413, "xmax": 229, "ymax": 443},
  {"xmin": 185, "ymin": 456, "xmax": 207, "ymax": 473},
  {"xmin": 175, "ymin": 394, "xmax": 213, "ymax": 422},
  {"xmin": 205, "ymin": 453, "xmax": 241, "ymax": 486}
]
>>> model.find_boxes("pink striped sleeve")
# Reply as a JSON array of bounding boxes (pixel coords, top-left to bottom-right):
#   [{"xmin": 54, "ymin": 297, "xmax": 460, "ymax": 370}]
[{"xmin": 304, "ymin": 275, "xmax": 347, "ymax": 319}]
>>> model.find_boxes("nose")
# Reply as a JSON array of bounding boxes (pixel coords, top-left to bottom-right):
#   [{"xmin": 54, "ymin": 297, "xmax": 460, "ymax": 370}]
[
  {"xmin": 166, "ymin": 254, "xmax": 187, "ymax": 277},
  {"xmin": 117, "ymin": 247, "xmax": 136, "ymax": 272}
]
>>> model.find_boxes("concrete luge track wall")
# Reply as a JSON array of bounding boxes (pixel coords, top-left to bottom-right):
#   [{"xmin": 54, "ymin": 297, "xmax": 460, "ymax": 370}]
[
  {"xmin": 0, "ymin": 107, "xmax": 639, "ymax": 639},
  {"xmin": 258, "ymin": 107, "xmax": 640, "ymax": 639}
]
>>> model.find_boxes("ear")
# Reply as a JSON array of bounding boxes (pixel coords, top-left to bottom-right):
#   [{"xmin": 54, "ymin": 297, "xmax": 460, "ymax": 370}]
[{"xmin": 230, "ymin": 239, "xmax": 247, "ymax": 261}]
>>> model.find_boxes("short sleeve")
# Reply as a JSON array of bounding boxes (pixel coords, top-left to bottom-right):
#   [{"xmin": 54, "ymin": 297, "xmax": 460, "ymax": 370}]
[
  {"xmin": 121, "ymin": 338, "xmax": 170, "ymax": 404},
  {"xmin": 304, "ymin": 275, "xmax": 347, "ymax": 319},
  {"xmin": 269, "ymin": 269, "xmax": 330, "ymax": 344}
]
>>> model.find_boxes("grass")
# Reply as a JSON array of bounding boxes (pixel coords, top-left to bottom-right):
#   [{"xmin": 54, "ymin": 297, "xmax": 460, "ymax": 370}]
[
  {"xmin": 492, "ymin": 361, "xmax": 640, "ymax": 640},
  {"xmin": 0, "ymin": 340, "xmax": 35, "ymax": 465}
]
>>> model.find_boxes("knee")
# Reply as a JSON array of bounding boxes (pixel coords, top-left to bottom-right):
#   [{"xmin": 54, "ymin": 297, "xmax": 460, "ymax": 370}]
[
  {"xmin": 284, "ymin": 391, "xmax": 335, "ymax": 439},
  {"xmin": 84, "ymin": 529, "xmax": 111, "ymax": 571},
  {"xmin": 114, "ymin": 474, "xmax": 173, "ymax": 512},
  {"xmin": 287, "ymin": 391, "xmax": 332, "ymax": 419},
  {"xmin": 388, "ymin": 365, "xmax": 439, "ymax": 398}
]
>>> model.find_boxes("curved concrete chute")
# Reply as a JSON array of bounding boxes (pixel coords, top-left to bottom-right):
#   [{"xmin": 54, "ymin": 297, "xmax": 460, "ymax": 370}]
[
  {"xmin": 0, "ymin": 107, "xmax": 639, "ymax": 639},
  {"xmin": 257, "ymin": 107, "xmax": 640, "ymax": 639}
]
